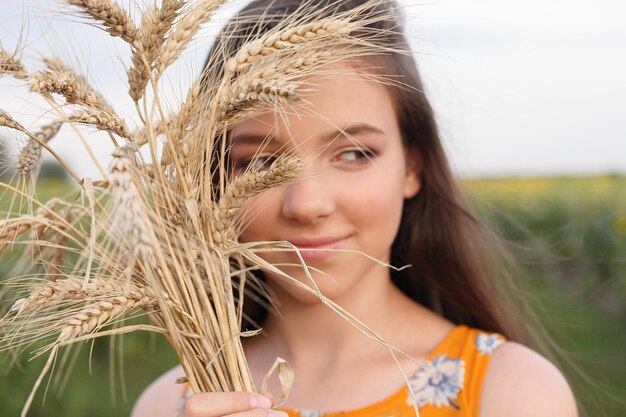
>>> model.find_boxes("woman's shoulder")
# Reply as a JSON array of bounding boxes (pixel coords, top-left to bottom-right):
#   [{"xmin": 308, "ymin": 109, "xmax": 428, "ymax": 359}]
[
  {"xmin": 422, "ymin": 325, "xmax": 578, "ymax": 416},
  {"xmin": 480, "ymin": 340, "xmax": 578, "ymax": 417},
  {"xmin": 131, "ymin": 364, "xmax": 185, "ymax": 417}
]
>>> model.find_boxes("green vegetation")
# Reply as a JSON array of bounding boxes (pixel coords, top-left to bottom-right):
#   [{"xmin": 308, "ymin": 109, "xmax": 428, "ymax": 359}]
[
  {"xmin": 467, "ymin": 175, "xmax": 626, "ymax": 416},
  {"xmin": 1, "ymin": 175, "xmax": 624, "ymax": 416}
]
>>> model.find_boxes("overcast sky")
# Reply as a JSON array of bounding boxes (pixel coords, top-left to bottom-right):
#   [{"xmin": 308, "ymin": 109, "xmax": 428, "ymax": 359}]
[{"xmin": 1, "ymin": 0, "xmax": 625, "ymax": 179}]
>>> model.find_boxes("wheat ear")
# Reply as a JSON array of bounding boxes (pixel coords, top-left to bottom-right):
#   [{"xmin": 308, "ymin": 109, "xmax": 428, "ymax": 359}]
[
  {"xmin": 1, "ymin": 197, "xmax": 77, "ymax": 252},
  {"xmin": 0, "ymin": 108, "xmax": 26, "ymax": 130},
  {"xmin": 154, "ymin": 79, "xmax": 202, "ymax": 165},
  {"xmin": 66, "ymin": 0, "xmax": 137, "ymax": 44},
  {"xmin": 128, "ymin": 1, "xmax": 185, "ymax": 101},
  {"xmin": 0, "ymin": 47, "xmax": 27, "ymax": 79},
  {"xmin": 11, "ymin": 277, "xmax": 157, "ymax": 314},
  {"xmin": 214, "ymin": 157, "xmax": 302, "ymax": 244},
  {"xmin": 156, "ymin": 0, "xmax": 227, "ymax": 73},
  {"xmin": 57, "ymin": 296, "xmax": 153, "ymax": 343},
  {"xmin": 69, "ymin": 109, "xmax": 132, "ymax": 139},
  {"xmin": 225, "ymin": 19, "xmax": 354, "ymax": 74},
  {"xmin": 16, "ymin": 121, "xmax": 63, "ymax": 177},
  {"xmin": 169, "ymin": 79, "xmax": 201, "ymax": 138},
  {"xmin": 29, "ymin": 64, "xmax": 111, "ymax": 112},
  {"xmin": 42, "ymin": 57, "xmax": 114, "ymax": 112},
  {"xmin": 108, "ymin": 147, "xmax": 154, "ymax": 258},
  {"xmin": 218, "ymin": 78, "xmax": 299, "ymax": 121},
  {"xmin": 218, "ymin": 47, "xmax": 338, "ymax": 123},
  {"xmin": 1, "ymin": 109, "xmax": 82, "ymax": 183},
  {"xmin": 0, "ymin": 216, "xmax": 53, "ymax": 252}
]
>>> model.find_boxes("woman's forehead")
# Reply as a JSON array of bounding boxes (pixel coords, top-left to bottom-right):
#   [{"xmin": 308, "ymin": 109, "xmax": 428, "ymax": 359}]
[
  {"xmin": 230, "ymin": 66, "xmax": 397, "ymax": 144},
  {"xmin": 230, "ymin": 123, "xmax": 386, "ymax": 152}
]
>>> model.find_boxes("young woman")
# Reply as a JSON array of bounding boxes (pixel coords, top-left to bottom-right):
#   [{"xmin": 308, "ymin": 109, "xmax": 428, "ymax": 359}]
[{"xmin": 132, "ymin": 1, "xmax": 578, "ymax": 416}]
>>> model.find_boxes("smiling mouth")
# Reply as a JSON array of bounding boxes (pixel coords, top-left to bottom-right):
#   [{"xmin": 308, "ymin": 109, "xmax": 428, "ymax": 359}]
[{"xmin": 285, "ymin": 236, "xmax": 349, "ymax": 260}]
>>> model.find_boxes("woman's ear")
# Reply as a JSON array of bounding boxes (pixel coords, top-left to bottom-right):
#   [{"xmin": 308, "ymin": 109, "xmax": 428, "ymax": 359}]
[{"xmin": 403, "ymin": 147, "xmax": 423, "ymax": 199}]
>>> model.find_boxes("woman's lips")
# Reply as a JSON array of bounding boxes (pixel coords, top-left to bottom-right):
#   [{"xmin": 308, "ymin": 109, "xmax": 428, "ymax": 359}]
[{"xmin": 284, "ymin": 236, "xmax": 348, "ymax": 260}]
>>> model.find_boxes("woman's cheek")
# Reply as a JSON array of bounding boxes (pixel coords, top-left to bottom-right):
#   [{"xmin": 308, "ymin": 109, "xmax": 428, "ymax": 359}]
[
  {"xmin": 237, "ymin": 190, "xmax": 282, "ymax": 243},
  {"xmin": 356, "ymin": 169, "xmax": 405, "ymax": 230}
]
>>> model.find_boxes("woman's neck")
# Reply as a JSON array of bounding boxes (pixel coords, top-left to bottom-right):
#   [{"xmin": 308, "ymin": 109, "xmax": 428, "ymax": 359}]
[
  {"xmin": 241, "ymin": 267, "xmax": 456, "ymax": 410},
  {"xmin": 250, "ymin": 267, "xmax": 440, "ymax": 379}
]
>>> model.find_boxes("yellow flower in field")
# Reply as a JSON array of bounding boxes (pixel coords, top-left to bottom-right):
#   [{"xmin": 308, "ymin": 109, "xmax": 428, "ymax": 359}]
[{"xmin": 617, "ymin": 213, "xmax": 626, "ymax": 235}]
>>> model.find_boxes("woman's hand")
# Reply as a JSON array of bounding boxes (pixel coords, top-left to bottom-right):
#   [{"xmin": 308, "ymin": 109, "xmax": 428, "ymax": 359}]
[{"xmin": 179, "ymin": 391, "xmax": 288, "ymax": 417}]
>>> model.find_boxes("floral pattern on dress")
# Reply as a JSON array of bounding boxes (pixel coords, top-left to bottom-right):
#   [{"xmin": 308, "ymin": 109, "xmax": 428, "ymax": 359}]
[
  {"xmin": 475, "ymin": 333, "xmax": 504, "ymax": 355},
  {"xmin": 298, "ymin": 409, "xmax": 324, "ymax": 417},
  {"xmin": 176, "ymin": 387, "xmax": 193, "ymax": 416},
  {"xmin": 406, "ymin": 355, "xmax": 465, "ymax": 409}
]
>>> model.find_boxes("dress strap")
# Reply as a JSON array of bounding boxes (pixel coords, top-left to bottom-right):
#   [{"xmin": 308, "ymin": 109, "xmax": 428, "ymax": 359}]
[{"xmin": 456, "ymin": 328, "xmax": 506, "ymax": 416}]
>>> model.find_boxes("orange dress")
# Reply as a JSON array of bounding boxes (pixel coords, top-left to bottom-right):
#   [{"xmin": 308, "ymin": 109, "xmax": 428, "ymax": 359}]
[{"xmin": 178, "ymin": 326, "xmax": 506, "ymax": 417}]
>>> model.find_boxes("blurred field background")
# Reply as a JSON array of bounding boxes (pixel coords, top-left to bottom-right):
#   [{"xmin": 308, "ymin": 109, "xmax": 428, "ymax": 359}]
[{"xmin": 1, "ymin": 167, "xmax": 624, "ymax": 417}]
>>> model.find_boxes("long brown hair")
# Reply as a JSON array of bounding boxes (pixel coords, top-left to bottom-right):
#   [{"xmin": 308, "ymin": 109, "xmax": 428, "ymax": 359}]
[{"xmin": 205, "ymin": 0, "xmax": 531, "ymax": 342}]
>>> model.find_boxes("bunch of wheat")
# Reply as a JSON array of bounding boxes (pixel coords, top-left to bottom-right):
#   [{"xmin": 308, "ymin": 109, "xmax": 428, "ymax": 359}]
[{"xmin": 0, "ymin": 1, "xmax": 422, "ymax": 416}]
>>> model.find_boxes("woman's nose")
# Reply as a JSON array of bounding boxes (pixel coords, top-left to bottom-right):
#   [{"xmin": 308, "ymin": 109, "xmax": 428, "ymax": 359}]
[{"xmin": 281, "ymin": 170, "xmax": 335, "ymax": 224}]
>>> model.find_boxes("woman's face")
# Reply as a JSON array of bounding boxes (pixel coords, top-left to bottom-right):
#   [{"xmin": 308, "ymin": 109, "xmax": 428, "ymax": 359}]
[{"xmin": 229, "ymin": 64, "xmax": 421, "ymax": 304}]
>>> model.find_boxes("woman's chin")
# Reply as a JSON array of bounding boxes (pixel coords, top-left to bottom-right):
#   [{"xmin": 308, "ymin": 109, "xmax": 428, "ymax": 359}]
[{"xmin": 265, "ymin": 267, "xmax": 348, "ymax": 306}]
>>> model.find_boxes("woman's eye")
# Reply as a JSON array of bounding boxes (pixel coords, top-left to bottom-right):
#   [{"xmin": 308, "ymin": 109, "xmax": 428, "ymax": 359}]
[
  {"xmin": 234, "ymin": 155, "xmax": 276, "ymax": 172},
  {"xmin": 335, "ymin": 148, "xmax": 376, "ymax": 164}
]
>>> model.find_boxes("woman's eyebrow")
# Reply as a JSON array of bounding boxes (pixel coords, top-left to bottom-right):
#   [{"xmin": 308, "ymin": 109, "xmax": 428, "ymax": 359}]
[
  {"xmin": 230, "ymin": 123, "xmax": 384, "ymax": 146},
  {"xmin": 324, "ymin": 123, "xmax": 385, "ymax": 142},
  {"xmin": 230, "ymin": 133, "xmax": 277, "ymax": 146}
]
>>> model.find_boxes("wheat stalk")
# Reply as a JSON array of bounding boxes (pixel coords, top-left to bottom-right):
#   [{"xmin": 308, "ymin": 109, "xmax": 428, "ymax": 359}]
[
  {"xmin": 1, "ymin": 109, "xmax": 84, "ymax": 184},
  {"xmin": 43, "ymin": 239, "xmax": 67, "ymax": 280},
  {"xmin": 134, "ymin": 119, "xmax": 169, "ymax": 146},
  {"xmin": 66, "ymin": 0, "xmax": 137, "ymax": 44},
  {"xmin": 33, "ymin": 200, "xmax": 77, "ymax": 279}
]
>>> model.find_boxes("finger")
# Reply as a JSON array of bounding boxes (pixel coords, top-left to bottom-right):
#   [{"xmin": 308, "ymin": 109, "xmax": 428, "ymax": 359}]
[
  {"xmin": 223, "ymin": 407, "xmax": 289, "ymax": 417},
  {"xmin": 180, "ymin": 392, "xmax": 272, "ymax": 417},
  {"xmin": 259, "ymin": 391, "xmax": 275, "ymax": 407}
]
